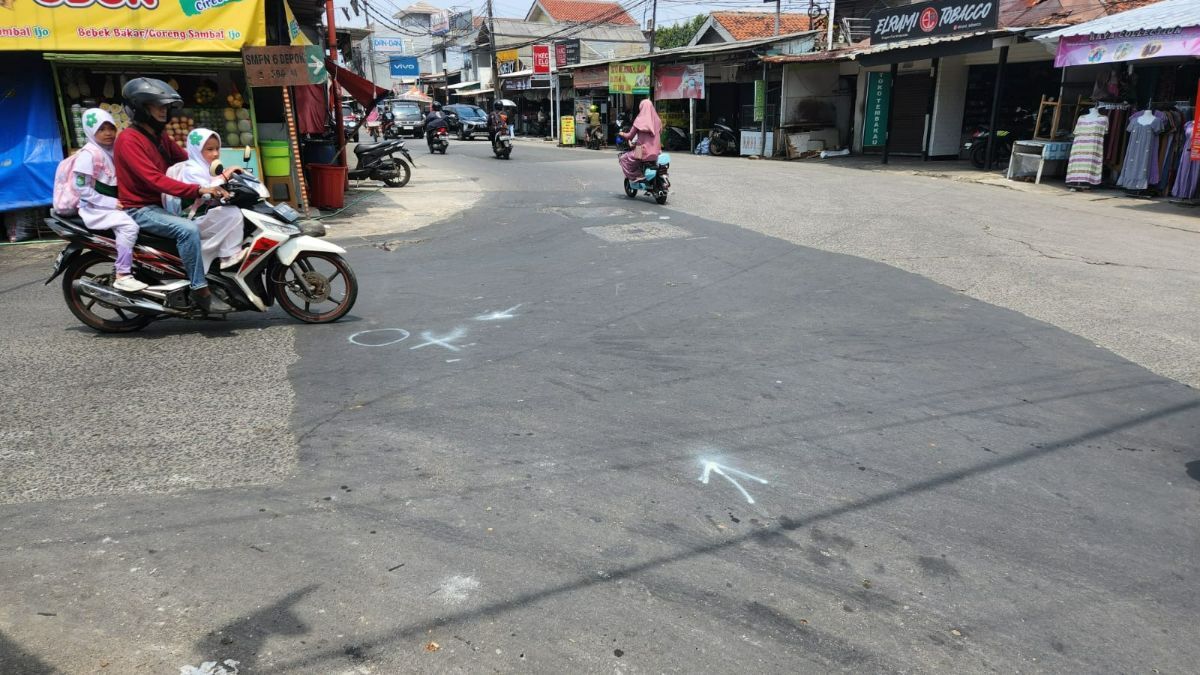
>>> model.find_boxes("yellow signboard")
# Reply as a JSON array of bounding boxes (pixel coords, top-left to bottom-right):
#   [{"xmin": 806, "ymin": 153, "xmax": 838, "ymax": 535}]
[
  {"xmin": 560, "ymin": 116, "xmax": 575, "ymax": 145},
  {"xmin": 609, "ymin": 61, "xmax": 650, "ymax": 95},
  {"xmin": 496, "ymin": 49, "xmax": 518, "ymax": 63},
  {"xmin": 0, "ymin": 0, "xmax": 267, "ymax": 52}
]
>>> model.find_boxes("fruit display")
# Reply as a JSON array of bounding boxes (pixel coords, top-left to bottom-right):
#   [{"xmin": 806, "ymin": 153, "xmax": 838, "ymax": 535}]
[
  {"xmin": 227, "ymin": 90, "xmax": 245, "ymax": 108},
  {"xmin": 194, "ymin": 84, "xmax": 217, "ymax": 106}
]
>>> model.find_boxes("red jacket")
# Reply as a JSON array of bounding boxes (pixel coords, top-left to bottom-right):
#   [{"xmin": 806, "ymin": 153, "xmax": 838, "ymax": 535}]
[{"xmin": 114, "ymin": 127, "xmax": 200, "ymax": 209}]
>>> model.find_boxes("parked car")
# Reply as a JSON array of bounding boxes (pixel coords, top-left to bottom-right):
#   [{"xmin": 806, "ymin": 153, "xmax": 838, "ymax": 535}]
[
  {"xmin": 389, "ymin": 100, "xmax": 425, "ymax": 139},
  {"xmin": 445, "ymin": 103, "xmax": 488, "ymax": 140}
]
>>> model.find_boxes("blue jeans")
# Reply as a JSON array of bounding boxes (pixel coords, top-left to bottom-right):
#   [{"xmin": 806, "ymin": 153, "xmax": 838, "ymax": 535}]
[{"xmin": 129, "ymin": 206, "xmax": 206, "ymax": 289}]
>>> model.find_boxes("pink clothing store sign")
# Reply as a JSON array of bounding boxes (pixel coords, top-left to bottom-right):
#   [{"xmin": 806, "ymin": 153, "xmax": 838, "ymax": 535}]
[{"xmin": 1055, "ymin": 26, "xmax": 1200, "ymax": 68}]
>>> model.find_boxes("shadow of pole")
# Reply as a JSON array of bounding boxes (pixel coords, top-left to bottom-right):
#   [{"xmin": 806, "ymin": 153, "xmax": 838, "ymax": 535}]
[
  {"xmin": 259, "ymin": 398, "xmax": 1200, "ymax": 672},
  {"xmin": 192, "ymin": 585, "xmax": 319, "ymax": 672}
]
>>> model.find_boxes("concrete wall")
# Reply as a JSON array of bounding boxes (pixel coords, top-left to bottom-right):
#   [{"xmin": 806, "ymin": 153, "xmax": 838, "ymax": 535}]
[{"xmin": 783, "ymin": 63, "xmax": 848, "ymax": 146}]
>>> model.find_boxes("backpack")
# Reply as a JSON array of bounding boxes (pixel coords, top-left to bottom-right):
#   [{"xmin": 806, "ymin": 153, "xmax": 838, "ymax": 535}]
[{"xmin": 52, "ymin": 148, "xmax": 106, "ymax": 216}]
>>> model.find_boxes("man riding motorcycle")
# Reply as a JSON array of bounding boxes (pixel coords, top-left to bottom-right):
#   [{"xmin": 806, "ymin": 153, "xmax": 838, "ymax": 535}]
[
  {"xmin": 424, "ymin": 101, "xmax": 449, "ymax": 152},
  {"xmin": 486, "ymin": 101, "xmax": 507, "ymax": 144},
  {"xmin": 586, "ymin": 104, "xmax": 603, "ymax": 148},
  {"xmin": 114, "ymin": 77, "xmax": 232, "ymax": 313}
]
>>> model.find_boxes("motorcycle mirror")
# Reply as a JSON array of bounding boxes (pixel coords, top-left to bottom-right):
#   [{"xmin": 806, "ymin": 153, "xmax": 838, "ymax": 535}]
[
  {"xmin": 243, "ymin": 145, "xmax": 252, "ymax": 163},
  {"xmin": 210, "ymin": 159, "xmax": 224, "ymax": 177}
]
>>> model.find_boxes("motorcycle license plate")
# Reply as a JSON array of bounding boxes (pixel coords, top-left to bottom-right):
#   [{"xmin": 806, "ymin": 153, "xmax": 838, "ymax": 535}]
[{"xmin": 497, "ymin": 135, "xmax": 510, "ymax": 141}]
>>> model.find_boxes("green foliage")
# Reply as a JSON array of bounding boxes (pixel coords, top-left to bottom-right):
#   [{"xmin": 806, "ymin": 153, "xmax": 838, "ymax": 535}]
[{"xmin": 655, "ymin": 14, "xmax": 709, "ymax": 50}]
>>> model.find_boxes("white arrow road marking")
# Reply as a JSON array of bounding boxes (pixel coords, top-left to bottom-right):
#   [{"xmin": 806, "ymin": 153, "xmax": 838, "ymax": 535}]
[
  {"xmin": 474, "ymin": 304, "xmax": 523, "ymax": 321},
  {"xmin": 410, "ymin": 327, "xmax": 467, "ymax": 352},
  {"xmin": 699, "ymin": 460, "xmax": 769, "ymax": 505}
]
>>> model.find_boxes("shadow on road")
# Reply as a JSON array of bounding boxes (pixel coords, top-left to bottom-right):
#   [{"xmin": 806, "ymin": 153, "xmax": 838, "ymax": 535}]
[
  {"xmin": 0, "ymin": 630, "xmax": 57, "ymax": 674},
  {"xmin": 192, "ymin": 585, "xmax": 318, "ymax": 672}
]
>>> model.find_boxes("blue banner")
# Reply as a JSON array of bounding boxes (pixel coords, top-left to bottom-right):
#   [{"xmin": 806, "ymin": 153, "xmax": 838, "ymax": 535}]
[
  {"xmin": 0, "ymin": 57, "xmax": 63, "ymax": 211},
  {"xmin": 390, "ymin": 56, "xmax": 419, "ymax": 78}
]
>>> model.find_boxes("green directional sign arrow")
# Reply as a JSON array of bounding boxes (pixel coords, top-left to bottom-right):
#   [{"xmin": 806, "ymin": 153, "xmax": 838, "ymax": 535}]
[{"xmin": 304, "ymin": 46, "xmax": 328, "ymax": 84}]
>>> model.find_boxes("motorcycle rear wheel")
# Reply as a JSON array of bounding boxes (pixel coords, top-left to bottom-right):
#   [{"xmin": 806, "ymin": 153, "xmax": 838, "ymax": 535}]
[
  {"xmin": 380, "ymin": 160, "xmax": 411, "ymax": 188},
  {"xmin": 62, "ymin": 251, "xmax": 152, "ymax": 333},
  {"xmin": 272, "ymin": 252, "xmax": 358, "ymax": 324},
  {"xmin": 623, "ymin": 179, "xmax": 637, "ymax": 198}
]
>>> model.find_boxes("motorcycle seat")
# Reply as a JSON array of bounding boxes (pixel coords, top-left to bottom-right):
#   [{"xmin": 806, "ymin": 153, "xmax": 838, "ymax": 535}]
[
  {"xmin": 136, "ymin": 231, "xmax": 182, "ymax": 253},
  {"xmin": 354, "ymin": 142, "xmax": 391, "ymax": 154}
]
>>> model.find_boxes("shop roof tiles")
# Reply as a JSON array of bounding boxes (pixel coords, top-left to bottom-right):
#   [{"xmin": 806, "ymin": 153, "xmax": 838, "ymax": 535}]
[
  {"xmin": 1037, "ymin": 0, "xmax": 1199, "ymax": 38},
  {"xmin": 527, "ymin": 0, "xmax": 637, "ymax": 26},
  {"xmin": 707, "ymin": 12, "xmax": 813, "ymax": 42},
  {"xmin": 998, "ymin": 0, "xmax": 1164, "ymax": 28}
]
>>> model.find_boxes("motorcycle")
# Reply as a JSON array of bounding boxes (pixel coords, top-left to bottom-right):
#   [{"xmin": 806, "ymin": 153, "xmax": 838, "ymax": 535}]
[
  {"xmin": 708, "ymin": 121, "xmax": 737, "ymax": 156},
  {"xmin": 348, "ymin": 138, "xmax": 413, "ymax": 187},
  {"xmin": 622, "ymin": 151, "xmax": 671, "ymax": 205},
  {"xmin": 963, "ymin": 107, "xmax": 1037, "ymax": 169},
  {"xmin": 45, "ymin": 155, "xmax": 358, "ymax": 333},
  {"xmin": 427, "ymin": 126, "xmax": 449, "ymax": 154},
  {"xmin": 585, "ymin": 124, "xmax": 606, "ymax": 150},
  {"xmin": 491, "ymin": 130, "xmax": 513, "ymax": 160},
  {"xmin": 664, "ymin": 126, "xmax": 690, "ymax": 152}
]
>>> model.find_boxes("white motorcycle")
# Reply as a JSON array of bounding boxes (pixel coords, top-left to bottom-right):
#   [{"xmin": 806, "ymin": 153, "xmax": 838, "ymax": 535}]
[{"xmin": 46, "ymin": 153, "xmax": 357, "ymax": 333}]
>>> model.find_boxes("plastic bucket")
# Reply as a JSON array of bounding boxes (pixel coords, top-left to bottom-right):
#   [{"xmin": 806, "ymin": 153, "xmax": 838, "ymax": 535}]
[
  {"xmin": 307, "ymin": 163, "xmax": 348, "ymax": 210},
  {"xmin": 260, "ymin": 140, "xmax": 291, "ymax": 177},
  {"xmin": 302, "ymin": 139, "xmax": 337, "ymax": 166}
]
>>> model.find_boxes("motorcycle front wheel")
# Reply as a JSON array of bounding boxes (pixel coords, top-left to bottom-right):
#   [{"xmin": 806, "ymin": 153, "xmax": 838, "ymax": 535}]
[
  {"xmin": 62, "ymin": 251, "xmax": 152, "ymax": 333},
  {"xmin": 271, "ymin": 252, "xmax": 358, "ymax": 324}
]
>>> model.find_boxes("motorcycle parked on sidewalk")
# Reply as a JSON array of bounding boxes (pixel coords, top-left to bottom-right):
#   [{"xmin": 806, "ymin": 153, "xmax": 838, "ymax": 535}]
[
  {"xmin": 664, "ymin": 126, "xmax": 690, "ymax": 152},
  {"xmin": 622, "ymin": 151, "xmax": 671, "ymax": 205},
  {"xmin": 963, "ymin": 107, "xmax": 1037, "ymax": 169},
  {"xmin": 427, "ymin": 127, "xmax": 450, "ymax": 154},
  {"xmin": 491, "ymin": 132, "xmax": 513, "ymax": 159},
  {"xmin": 348, "ymin": 138, "xmax": 413, "ymax": 187},
  {"xmin": 708, "ymin": 121, "xmax": 738, "ymax": 156},
  {"xmin": 45, "ymin": 159, "xmax": 358, "ymax": 333}
]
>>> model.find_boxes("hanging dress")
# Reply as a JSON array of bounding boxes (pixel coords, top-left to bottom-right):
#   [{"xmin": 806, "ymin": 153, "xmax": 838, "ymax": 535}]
[
  {"xmin": 1066, "ymin": 114, "xmax": 1108, "ymax": 186},
  {"xmin": 1170, "ymin": 121, "xmax": 1200, "ymax": 199},
  {"xmin": 1116, "ymin": 112, "xmax": 1164, "ymax": 190}
]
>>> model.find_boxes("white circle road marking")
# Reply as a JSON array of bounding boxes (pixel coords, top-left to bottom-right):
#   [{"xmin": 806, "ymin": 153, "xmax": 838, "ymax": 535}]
[{"xmin": 348, "ymin": 328, "xmax": 411, "ymax": 347}]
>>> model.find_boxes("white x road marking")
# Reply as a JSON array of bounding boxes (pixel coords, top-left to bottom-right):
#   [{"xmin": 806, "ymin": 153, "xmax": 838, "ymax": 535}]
[
  {"xmin": 410, "ymin": 327, "xmax": 467, "ymax": 352},
  {"xmin": 699, "ymin": 460, "xmax": 769, "ymax": 505},
  {"xmin": 474, "ymin": 304, "xmax": 523, "ymax": 321}
]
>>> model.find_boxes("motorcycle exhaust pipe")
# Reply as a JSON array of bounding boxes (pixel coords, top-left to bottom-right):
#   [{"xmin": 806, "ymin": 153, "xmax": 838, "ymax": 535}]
[{"xmin": 74, "ymin": 278, "xmax": 175, "ymax": 316}]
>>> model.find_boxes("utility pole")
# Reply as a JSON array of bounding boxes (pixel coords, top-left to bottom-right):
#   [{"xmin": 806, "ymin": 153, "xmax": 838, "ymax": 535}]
[
  {"xmin": 648, "ymin": 0, "xmax": 657, "ymax": 53},
  {"xmin": 326, "ymin": 0, "xmax": 345, "ymax": 166},
  {"xmin": 775, "ymin": 0, "xmax": 780, "ymax": 36},
  {"xmin": 442, "ymin": 31, "xmax": 449, "ymax": 104},
  {"xmin": 487, "ymin": 0, "xmax": 499, "ymax": 103}
]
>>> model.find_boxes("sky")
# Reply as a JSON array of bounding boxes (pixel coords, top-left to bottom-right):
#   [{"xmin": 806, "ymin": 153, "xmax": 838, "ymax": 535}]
[{"xmin": 342, "ymin": 0, "xmax": 830, "ymax": 31}]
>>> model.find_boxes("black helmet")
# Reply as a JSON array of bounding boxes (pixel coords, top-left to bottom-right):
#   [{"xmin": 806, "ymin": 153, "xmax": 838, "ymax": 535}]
[
  {"xmin": 123, "ymin": 78, "xmax": 182, "ymax": 131},
  {"xmin": 493, "ymin": 101, "xmax": 503, "ymax": 111},
  {"xmin": 431, "ymin": 101, "xmax": 442, "ymax": 111}
]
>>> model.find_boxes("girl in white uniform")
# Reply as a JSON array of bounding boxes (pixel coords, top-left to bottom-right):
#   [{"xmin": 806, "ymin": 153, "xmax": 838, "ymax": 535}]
[
  {"xmin": 166, "ymin": 128, "xmax": 247, "ymax": 270},
  {"xmin": 75, "ymin": 109, "xmax": 147, "ymax": 292}
]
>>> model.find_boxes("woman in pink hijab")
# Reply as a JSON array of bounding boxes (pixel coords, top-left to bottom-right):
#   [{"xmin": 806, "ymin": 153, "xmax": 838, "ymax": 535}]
[{"xmin": 618, "ymin": 99, "xmax": 663, "ymax": 181}]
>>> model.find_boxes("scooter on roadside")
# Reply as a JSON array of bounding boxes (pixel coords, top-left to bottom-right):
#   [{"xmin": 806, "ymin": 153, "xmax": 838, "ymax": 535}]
[
  {"xmin": 45, "ymin": 150, "xmax": 358, "ymax": 333},
  {"xmin": 348, "ymin": 138, "xmax": 413, "ymax": 187},
  {"xmin": 427, "ymin": 126, "xmax": 450, "ymax": 154},
  {"xmin": 708, "ymin": 120, "xmax": 738, "ymax": 156},
  {"xmin": 491, "ymin": 130, "xmax": 513, "ymax": 159}
]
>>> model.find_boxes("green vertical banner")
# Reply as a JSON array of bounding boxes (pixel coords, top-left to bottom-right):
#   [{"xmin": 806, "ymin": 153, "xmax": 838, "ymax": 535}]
[
  {"xmin": 863, "ymin": 72, "xmax": 892, "ymax": 148},
  {"xmin": 753, "ymin": 80, "xmax": 766, "ymax": 123}
]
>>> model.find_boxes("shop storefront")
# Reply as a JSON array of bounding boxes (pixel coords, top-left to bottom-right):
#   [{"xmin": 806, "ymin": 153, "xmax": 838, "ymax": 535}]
[{"xmin": 1037, "ymin": 0, "xmax": 1200, "ymax": 198}]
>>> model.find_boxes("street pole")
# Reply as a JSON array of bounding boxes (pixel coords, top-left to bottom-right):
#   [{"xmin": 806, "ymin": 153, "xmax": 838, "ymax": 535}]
[
  {"xmin": 760, "ymin": 60, "xmax": 767, "ymax": 158},
  {"xmin": 326, "ymin": 0, "xmax": 345, "ymax": 167},
  {"xmin": 649, "ymin": 0, "xmax": 657, "ymax": 53},
  {"xmin": 487, "ymin": 0, "xmax": 499, "ymax": 103},
  {"xmin": 688, "ymin": 96, "xmax": 695, "ymax": 152},
  {"xmin": 827, "ymin": 0, "xmax": 837, "ymax": 48},
  {"xmin": 442, "ymin": 32, "xmax": 449, "ymax": 105},
  {"xmin": 775, "ymin": 0, "xmax": 780, "ymax": 36}
]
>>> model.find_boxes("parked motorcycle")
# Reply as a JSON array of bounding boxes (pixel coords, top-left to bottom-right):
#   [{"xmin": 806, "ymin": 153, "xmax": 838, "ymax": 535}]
[
  {"xmin": 348, "ymin": 138, "xmax": 412, "ymax": 187},
  {"xmin": 427, "ymin": 127, "xmax": 449, "ymax": 154},
  {"xmin": 708, "ymin": 121, "xmax": 737, "ymax": 156},
  {"xmin": 492, "ymin": 130, "xmax": 513, "ymax": 160},
  {"xmin": 622, "ymin": 152, "xmax": 671, "ymax": 205},
  {"xmin": 45, "ymin": 158, "xmax": 357, "ymax": 333},
  {"xmin": 664, "ymin": 126, "xmax": 690, "ymax": 152},
  {"xmin": 963, "ymin": 107, "xmax": 1037, "ymax": 169}
]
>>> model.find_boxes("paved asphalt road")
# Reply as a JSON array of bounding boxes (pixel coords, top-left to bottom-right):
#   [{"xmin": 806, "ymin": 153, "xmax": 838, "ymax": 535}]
[{"xmin": 1, "ymin": 140, "xmax": 1198, "ymax": 674}]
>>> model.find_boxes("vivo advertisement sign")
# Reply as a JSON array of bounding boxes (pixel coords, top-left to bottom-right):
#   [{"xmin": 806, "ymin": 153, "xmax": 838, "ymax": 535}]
[
  {"xmin": 390, "ymin": 56, "xmax": 420, "ymax": 77},
  {"xmin": 869, "ymin": 0, "xmax": 998, "ymax": 43}
]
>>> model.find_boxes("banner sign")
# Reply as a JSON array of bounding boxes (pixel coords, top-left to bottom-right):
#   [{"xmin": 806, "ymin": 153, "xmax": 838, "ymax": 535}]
[
  {"xmin": 869, "ymin": 0, "xmax": 997, "ymax": 43},
  {"xmin": 0, "ymin": 0, "xmax": 267, "ymax": 52},
  {"xmin": 372, "ymin": 36, "xmax": 411, "ymax": 53},
  {"xmin": 430, "ymin": 10, "xmax": 450, "ymax": 36},
  {"xmin": 389, "ymin": 56, "xmax": 419, "ymax": 78},
  {"xmin": 532, "ymin": 44, "xmax": 550, "ymax": 74},
  {"xmin": 1053, "ymin": 26, "xmax": 1200, "ymax": 68},
  {"xmin": 608, "ymin": 61, "xmax": 650, "ymax": 95},
  {"xmin": 862, "ymin": 71, "xmax": 891, "ymax": 147},
  {"xmin": 503, "ymin": 76, "xmax": 531, "ymax": 91},
  {"xmin": 450, "ymin": 10, "xmax": 473, "ymax": 33},
  {"xmin": 560, "ymin": 116, "xmax": 575, "ymax": 145},
  {"xmin": 243, "ymin": 45, "xmax": 328, "ymax": 86},
  {"xmin": 654, "ymin": 64, "xmax": 704, "ymax": 100},
  {"xmin": 555, "ymin": 39, "xmax": 580, "ymax": 67},
  {"xmin": 573, "ymin": 65, "xmax": 608, "ymax": 89},
  {"xmin": 753, "ymin": 79, "xmax": 766, "ymax": 122}
]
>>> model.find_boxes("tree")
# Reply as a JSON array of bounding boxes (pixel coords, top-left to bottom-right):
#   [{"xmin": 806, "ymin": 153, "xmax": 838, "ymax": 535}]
[{"xmin": 655, "ymin": 14, "xmax": 709, "ymax": 50}]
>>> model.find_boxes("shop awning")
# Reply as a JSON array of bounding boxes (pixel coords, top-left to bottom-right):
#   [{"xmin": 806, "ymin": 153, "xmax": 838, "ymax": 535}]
[
  {"xmin": 448, "ymin": 80, "xmax": 481, "ymax": 90},
  {"xmin": 1035, "ymin": 0, "xmax": 1200, "ymax": 67},
  {"xmin": 855, "ymin": 29, "xmax": 1025, "ymax": 67},
  {"xmin": 327, "ymin": 59, "xmax": 389, "ymax": 109},
  {"xmin": 452, "ymin": 87, "xmax": 493, "ymax": 97},
  {"xmin": 43, "ymin": 53, "xmax": 244, "ymax": 70}
]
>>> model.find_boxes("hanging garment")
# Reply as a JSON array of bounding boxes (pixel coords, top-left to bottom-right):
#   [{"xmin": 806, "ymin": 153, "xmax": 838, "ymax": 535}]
[
  {"xmin": 1117, "ymin": 112, "xmax": 1164, "ymax": 190},
  {"xmin": 1066, "ymin": 115, "xmax": 1108, "ymax": 186},
  {"xmin": 1103, "ymin": 107, "xmax": 1130, "ymax": 174},
  {"xmin": 1170, "ymin": 121, "xmax": 1200, "ymax": 199}
]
